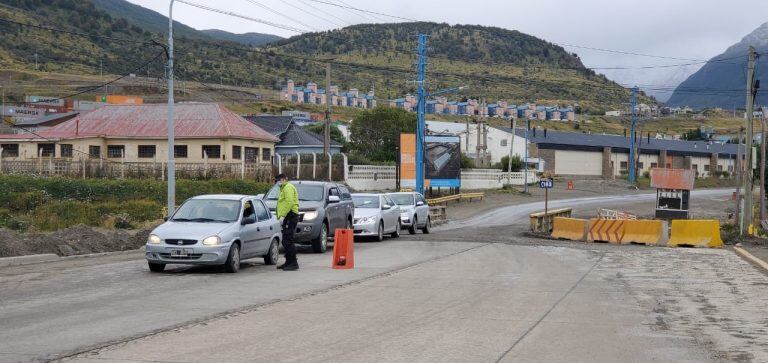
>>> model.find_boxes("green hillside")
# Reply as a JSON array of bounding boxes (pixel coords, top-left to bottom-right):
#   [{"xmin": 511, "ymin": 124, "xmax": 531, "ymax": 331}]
[{"xmin": 0, "ymin": 0, "xmax": 651, "ymax": 112}]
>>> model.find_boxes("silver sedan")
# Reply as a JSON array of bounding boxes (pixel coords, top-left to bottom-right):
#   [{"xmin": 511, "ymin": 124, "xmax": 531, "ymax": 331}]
[
  {"xmin": 145, "ymin": 195, "xmax": 282, "ymax": 273},
  {"xmin": 351, "ymin": 193, "xmax": 401, "ymax": 241}
]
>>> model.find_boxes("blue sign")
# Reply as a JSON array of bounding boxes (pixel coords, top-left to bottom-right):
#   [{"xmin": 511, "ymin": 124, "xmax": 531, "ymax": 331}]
[{"xmin": 539, "ymin": 179, "xmax": 554, "ymax": 189}]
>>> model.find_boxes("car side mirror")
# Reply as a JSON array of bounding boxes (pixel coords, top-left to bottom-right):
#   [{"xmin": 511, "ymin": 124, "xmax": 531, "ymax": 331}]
[
  {"xmin": 416, "ymin": 201, "xmax": 424, "ymax": 206},
  {"xmin": 328, "ymin": 195, "xmax": 340, "ymax": 203},
  {"xmin": 241, "ymin": 216, "xmax": 256, "ymax": 225},
  {"xmin": 382, "ymin": 204, "xmax": 391, "ymax": 210},
  {"xmin": 164, "ymin": 216, "xmax": 169, "ymax": 222}
]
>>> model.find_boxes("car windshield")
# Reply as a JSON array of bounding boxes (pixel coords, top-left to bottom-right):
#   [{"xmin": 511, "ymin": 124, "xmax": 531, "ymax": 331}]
[
  {"xmin": 172, "ymin": 199, "xmax": 240, "ymax": 223},
  {"xmin": 389, "ymin": 194, "xmax": 414, "ymax": 206},
  {"xmin": 353, "ymin": 195, "xmax": 380, "ymax": 209},
  {"xmin": 265, "ymin": 184, "xmax": 325, "ymax": 201}
]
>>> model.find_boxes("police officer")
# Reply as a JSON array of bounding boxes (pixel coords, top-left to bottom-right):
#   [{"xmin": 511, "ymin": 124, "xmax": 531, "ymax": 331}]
[{"xmin": 275, "ymin": 174, "xmax": 300, "ymax": 271}]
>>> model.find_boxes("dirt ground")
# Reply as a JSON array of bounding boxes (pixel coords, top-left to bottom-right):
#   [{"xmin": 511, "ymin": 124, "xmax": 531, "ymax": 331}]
[{"xmin": 0, "ymin": 225, "xmax": 153, "ymax": 258}]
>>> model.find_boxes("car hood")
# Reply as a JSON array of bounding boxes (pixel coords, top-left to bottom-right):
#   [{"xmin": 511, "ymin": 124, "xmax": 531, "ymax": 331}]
[
  {"xmin": 354, "ymin": 208, "xmax": 381, "ymax": 219},
  {"xmin": 398, "ymin": 205, "xmax": 415, "ymax": 212},
  {"xmin": 152, "ymin": 221, "xmax": 234, "ymax": 240},
  {"xmin": 263, "ymin": 200, "xmax": 324, "ymax": 211}
]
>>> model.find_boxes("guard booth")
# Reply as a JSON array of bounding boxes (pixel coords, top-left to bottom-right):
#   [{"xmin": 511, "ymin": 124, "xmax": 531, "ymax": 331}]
[{"xmin": 650, "ymin": 168, "xmax": 694, "ymax": 219}]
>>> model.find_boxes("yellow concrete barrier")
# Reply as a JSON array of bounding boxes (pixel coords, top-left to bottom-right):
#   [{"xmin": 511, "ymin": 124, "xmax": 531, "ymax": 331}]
[
  {"xmin": 620, "ymin": 220, "xmax": 663, "ymax": 245},
  {"xmin": 668, "ymin": 220, "xmax": 724, "ymax": 248},
  {"xmin": 550, "ymin": 217, "xmax": 588, "ymax": 241},
  {"xmin": 588, "ymin": 218, "xmax": 625, "ymax": 244}
]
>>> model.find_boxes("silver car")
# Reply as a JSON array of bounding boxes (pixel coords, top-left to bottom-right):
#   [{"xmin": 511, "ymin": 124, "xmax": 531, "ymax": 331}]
[
  {"xmin": 388, "ymin": 192, "xmax": 431, "ymax": 234},
  {"xmin": 145, "ymin": 194, "xmax": 282, "ymax": 273},
  {"xmin": 352, "ymin": 193, "xmax": 401, "ymax": 241}
]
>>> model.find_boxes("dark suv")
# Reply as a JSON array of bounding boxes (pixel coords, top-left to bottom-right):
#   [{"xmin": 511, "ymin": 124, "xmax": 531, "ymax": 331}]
[{"xmin": 262, "ymin": 181, "xmax": 354, "ymax": 253}]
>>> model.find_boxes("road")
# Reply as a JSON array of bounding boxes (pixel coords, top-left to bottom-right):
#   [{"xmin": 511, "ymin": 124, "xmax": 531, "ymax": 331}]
[{"xmin": 1, "ymin": 189, "xmax": 767, "ymax": 362}]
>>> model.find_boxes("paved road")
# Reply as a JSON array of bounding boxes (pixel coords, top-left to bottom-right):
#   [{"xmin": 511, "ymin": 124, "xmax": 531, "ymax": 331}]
[{"xmin": 2, "ymin": 189, "xmax": 767, "ymax": 362}]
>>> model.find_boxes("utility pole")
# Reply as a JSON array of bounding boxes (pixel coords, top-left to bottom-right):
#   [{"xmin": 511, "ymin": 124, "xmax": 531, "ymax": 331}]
[
  {"xmin": 760, "ymin": 107, "xmax": 766, "ymax": 222},
  {"xmin": 166, "ymin": 0, "xmax": 177, "ymax": 217},
  {"xmin": 34, "ymin": 53, "xmax": 38, "ymax": 71},
  {"xmin": 507, "ymin": 117, "xmax": 516, "ymax": 186},
  {"xmin": 475, "ymin": 119, "xmax": 482, "ymax": 166},
  {"xmin": 524, "ymin": 119, "xmax": 530, "ymax": 193},
  {"xmin": 736, "ymin": 126, "xmax": 743, "ymax": 226},
  {"xmin": 324, "ymin": 62, "xmax": 331, "ymax": 156},
  {"xmin": 742, "ymin": 46, "xmax": 757, "ymax": 234},
  {"xmin": 415, "ymin": 33, "xmax": 428, "ymax": 194},
  {"xmin": 629, "ymin": 86, "xmax": 638, "ymax": 184}
]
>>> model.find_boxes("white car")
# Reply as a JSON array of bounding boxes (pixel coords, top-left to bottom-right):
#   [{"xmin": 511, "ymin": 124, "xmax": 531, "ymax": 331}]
[
  {"xmin": 351, "ymin": 193, "xmax": 401, "ymax": 241},
  {"xmin": 388, "ymin": 192, "xmax": 431, "ymax": 234}
]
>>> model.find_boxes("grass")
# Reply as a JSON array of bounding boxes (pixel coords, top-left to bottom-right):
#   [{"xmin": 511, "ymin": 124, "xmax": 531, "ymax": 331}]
[{"xmin": 0, "ymin": 175, "xmax": 272, "ymax": 231}]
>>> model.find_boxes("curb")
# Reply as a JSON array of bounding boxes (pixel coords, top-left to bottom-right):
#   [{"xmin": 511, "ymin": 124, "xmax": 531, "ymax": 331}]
[
  {"xmin": 733, "ymin": 246, "xmax": 768, "ymax": 273},
  {"xmin": 0, "ymin": 254, "xmax": 60, "ymax": 268},
  {"xmin": 0, "ymin": 248, "xmax": 144, "ymax": 268}
]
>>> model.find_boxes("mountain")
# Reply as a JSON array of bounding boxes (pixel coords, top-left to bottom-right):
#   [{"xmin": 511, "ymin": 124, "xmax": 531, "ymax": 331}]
[
  {"xmin": 667, "ymin": 22, "xmax": 768, "ymax": 109},
  {"xmin": 0, "ymin": 1, "xmax": 648, "ymax": 112},
  {"xmin": 201, "ymin": 29, "xmax": 282, "ymax": 47}
]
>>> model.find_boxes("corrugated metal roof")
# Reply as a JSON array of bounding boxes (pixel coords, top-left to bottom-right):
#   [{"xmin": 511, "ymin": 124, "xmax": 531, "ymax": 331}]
[
  {"xmin": 8, "ymin": 103, "xmax": 277, "ymax": 141},
  {"xmin": 245, "ymin": 115, "xmax": 340, "ymax": 147},
  {"xmin": 14, "ymin": 112, "xmax": 79, "ymax": 126},
  {"xmin": 244, "ymin": 115, "xmax": 292, "ymax": 136},
  {"xmin": 497, "ymin": 126, "xmax": 742, "ymax": 157}
]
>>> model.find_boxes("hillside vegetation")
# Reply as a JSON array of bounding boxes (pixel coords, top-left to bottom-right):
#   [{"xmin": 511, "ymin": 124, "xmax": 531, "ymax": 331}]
[{"xmin": 0, "ymin": 0, "xmax": 650, "ymax": 110}]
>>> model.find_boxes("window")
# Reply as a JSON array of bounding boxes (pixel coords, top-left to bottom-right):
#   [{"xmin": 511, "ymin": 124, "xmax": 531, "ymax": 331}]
[
  {"xmin": 262, "ymin": 148, "xmax": 271, "ymax": 161},
  {"xmin": 1, "ymin": 144, "xmax": 19, "ymax": 157},
  {"xmin": 692, "ymin": 164, "xmax": 698, "ymax": 171},
  {"xmin": 107, "ymin": 145, "xmax": 125, "ymax": 158},
  {"xmin": 329, "ymin": 188, "xmax": 340, "ymax": 199},
  {"xmin": 242, "ymin": 201, "xmax": 255, "ymax": 218},
  {"xmin": 619, "ymin": 161, "xmax": 628, "ymax": 170},
  {"xmin": 38, "ymin": 143, "xmax": 55, "ymax": 157},
  {"xmin": 202, "ymin": 145, "xmax": 221, "ymax": 159},
  {"xmin": 232, "ymin": 146, "xmax": 242, "ymax": 160},
  {"xmin": 500, "ymin": 139, "xmax": 507, "ymax": 147},
  {"xmin": 138, "ymin": 145, "xmax": 156, "ymax": 158},
  {"xmin": 650, "ymin": 162, "xmax": 658, "ymax": 168},
  {"xmin": 718, "ymin": 165, "xmax": 723, "ymax": 171},
  {"xmin": 89, "ymin": 145, "xmax": 101, "ymax": 159},
  {"xmin": 666, "ymin": 163, "xmax": 672, "ymax": 168},
  {"xmin": 637, "ymin": 162, "xmax": 644, "ymax": 169},
  {"xmin": 174, "ymin": 145, "xmax": 188, "ymax": 158},
  {"xmin": 339, "ymin": 186, "xmax": 352, "ymax": 200},
  {"xmin": 704, "ymin": 164, "xmax": 710, "ymax": 171},
  {"xmin": 60, "ymin": 144, "xmax": 73, "ymax": 158},
  {"xmin": 245, "ymin": 147, "xmax": 258, "ymax": 162},
  {"xmin": 254, "ymin": 201, "xmax": 270, "ymax": 221}
]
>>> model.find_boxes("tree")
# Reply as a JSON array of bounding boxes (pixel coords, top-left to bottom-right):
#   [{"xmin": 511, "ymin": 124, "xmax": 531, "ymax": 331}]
[
  {"xmin": 499, "ymin": 155, "xmax": 523, "ymax": 172},
  {"xmin": 349, "ymin": 107, "xmax": 416, "ymax": 162}
]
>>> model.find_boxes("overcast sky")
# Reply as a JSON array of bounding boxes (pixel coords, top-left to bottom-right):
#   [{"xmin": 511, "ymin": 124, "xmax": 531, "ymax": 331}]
[{"xmin": 128, "ymin": 0, "xmax": 768, "ymax": 101}]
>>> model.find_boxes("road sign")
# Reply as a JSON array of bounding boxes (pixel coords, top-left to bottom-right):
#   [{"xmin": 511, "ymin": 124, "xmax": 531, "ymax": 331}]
[{"xmin": 539, "ymin": 178, "xmax": 554, "ymax": 189}]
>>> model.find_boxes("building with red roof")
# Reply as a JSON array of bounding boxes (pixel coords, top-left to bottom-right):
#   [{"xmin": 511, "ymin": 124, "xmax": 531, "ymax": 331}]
[{"xmin": 0, "ymin": 103, "xmax": 279, "ymax": 163}]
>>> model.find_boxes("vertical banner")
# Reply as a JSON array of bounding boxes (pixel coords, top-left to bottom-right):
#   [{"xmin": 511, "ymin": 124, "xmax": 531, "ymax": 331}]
[
  {"xmin": 424, "ymin": 135, "xmax": 461, "ymax": 187},
  {"xmin": 400, "ymin": 134, "xmax": 416, "ymax": 188}
]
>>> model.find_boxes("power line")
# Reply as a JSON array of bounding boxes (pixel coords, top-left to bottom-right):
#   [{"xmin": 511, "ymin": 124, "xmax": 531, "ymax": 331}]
[
  {"xmin": 243, "ymin": 0, "xmax": 319, "ymax": 32},
  {"xmin": 304, "ymin": 0, "xmax": 418, "ymax": 22},
  {"xmin": 278, "ymin": 0, "xmax": 342, "ymax": 29},
  {"xmin": 333, "ymin": 0, "xmax": 386, "ymax": 22},
  {"xmin": 176, "ymin": 0, "xmax": 308, "ymax": 34},
  {"xmin": 294, "ymin": 0, "xmax": 350, "ymax": 28}
]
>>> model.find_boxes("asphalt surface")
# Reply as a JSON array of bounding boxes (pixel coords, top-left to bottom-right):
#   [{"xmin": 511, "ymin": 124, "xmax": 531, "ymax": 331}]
[{"xmin": 2, "ymin": 188, "xmax": 768, "ymax": 362}]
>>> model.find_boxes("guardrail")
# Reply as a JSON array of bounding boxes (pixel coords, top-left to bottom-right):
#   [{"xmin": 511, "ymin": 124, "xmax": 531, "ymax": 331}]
[
  {"xmin": 429, "ymin": 206, "xmax": 447, "ymax": 224},
  {"xmin": 426, "ymin": 192, "xmax": 486, "ymax": 206}
]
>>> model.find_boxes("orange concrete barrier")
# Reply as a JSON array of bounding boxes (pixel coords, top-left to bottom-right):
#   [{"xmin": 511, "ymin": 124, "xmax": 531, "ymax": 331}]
[
  {"xmin": 332, "ymin": 229, "xmax": 355, "ymax": 269},
  {"xmin": 550, "ymin": 217, "xmax": 588, "ymax": 241},
  {"xmin": 588, "ymin": 218, "xmax": 625, "ymax": 244},
  {"xmin": 668, "ymin": 220, "xmax": 723, "ymax": 248},
  {"xmin": 620, "ymin": 220, "xmax": 663, "ymax": 245}
]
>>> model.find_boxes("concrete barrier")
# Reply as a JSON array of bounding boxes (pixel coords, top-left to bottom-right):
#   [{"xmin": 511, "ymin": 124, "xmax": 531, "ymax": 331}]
[
  {"xmin": 588, "ymin": 218, "xmax": 625, "ymax": 244},
  {"xmin": 621, "ymin": 220, "xmax": 664, "ymax": 246},
  {"xmin": 668, "ymin": 220, "xmax": 724, "ymax": 248},
  {"xmin": 550, "ymin": 217, "xmax": 588, "ymax": 241}
]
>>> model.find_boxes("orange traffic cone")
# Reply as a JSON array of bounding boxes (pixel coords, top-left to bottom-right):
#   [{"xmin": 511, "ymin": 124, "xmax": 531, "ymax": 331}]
[{"xmin": 332, "ymin": 228, "xmax": 354, "ymax": 269}]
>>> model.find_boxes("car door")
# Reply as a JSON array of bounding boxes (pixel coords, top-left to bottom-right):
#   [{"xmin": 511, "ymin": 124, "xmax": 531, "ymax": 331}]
[
  {"xmin": 339, "ymin": 186, "xmax": 354, "ymax": 227},
  {"xmin": 327, "ymin": 186, "xmax": 343, "ymax": 231},
  {"xmin": 239, "ymin": 200, "xmax": 260, "ymax": 257},
  {"xmin": 416, "ymin": 194, "xmax": 429, "ymax": 226},
  {"xmin": 253, "ymin": 200, "xmax": 275, "ymax": 255},
  {"xmin": 382, "ymin": 195, "xmax": 398, "ymax": 232}
]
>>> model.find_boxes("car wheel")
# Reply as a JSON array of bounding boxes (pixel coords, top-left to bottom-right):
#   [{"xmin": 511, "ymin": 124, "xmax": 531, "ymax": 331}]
[
  {"xmin": 263, "ymin": 238, "xmax": 279, "ymax": 265},
  {"xmin": 391, "ymin": 219, "xmax": 401, "ymax": 238},
  {"xmin": 148, "ymin": 262, "xmax": 165, "ymax": 272},
  {"xmin": 376, "ymin": 221, "xmax": 384, "ymax": 242},
  {"xmin": 408, "ymin": 217, "xmax": 418, "ymax": 235},
  {"xmin": 422, "ymin": 216, "xmax": 431, "ymax": 234},
  {"xmin": 346, "ymin": 217, "xmax": 352, "ymax": 230},
  {"xmin": 224, "ymin": 243, "xmax": 241, "ymax": 273},
  {"xmin": 312, "ymin": 222, "xmax": 328, "ymax": 253}
]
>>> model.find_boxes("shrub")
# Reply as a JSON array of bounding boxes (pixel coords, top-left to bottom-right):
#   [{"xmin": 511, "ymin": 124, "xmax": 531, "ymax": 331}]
[
  {"xmin": 499, "ymin": 155, "xmax": 524, "ymax": 172},
  {"xmin": 460, "ymin": 154, "xmax": 475, "ymax": 168}
]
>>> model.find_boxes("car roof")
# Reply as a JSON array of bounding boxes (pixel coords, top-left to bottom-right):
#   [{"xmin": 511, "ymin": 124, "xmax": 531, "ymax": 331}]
[
  {"xmin": 189, "ymin": 194, "xmax": 252, "ymax": 201},
  {"xmin": 388, "ymin": 192, "xmax": 416, "ymax": 195},
  {"xmin": 352, "ymin": 193, "xmax": 382, "ymax": 197}
]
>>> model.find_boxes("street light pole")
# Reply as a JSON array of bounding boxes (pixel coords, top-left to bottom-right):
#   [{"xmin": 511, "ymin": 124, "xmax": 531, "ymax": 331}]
[{"xmin": 167, "ymin": 0, "xmax": 176, "ymax": 217}]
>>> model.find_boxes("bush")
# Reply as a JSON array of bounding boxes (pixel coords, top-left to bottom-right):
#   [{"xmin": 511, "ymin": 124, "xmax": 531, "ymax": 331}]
[
  {"xmin": 499, "ymin": 155, "xmax": 523, "ymax": 172},
  {"xmin": 461, "ymin": 154, "xmax": 475, "ymax": 169},
  {"xmin": 721, "ymin": 171, "xmax": 730, "ymax": 178},
  {"xmin": 642, "ymin": 171, "xmax": 650, "ymax": 178}
]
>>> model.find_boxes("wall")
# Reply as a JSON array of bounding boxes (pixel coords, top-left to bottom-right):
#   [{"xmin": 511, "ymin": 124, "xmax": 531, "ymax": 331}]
[
  {"xmin": 555, "ymin": 150, "xmax": 602, "ymax": 176},
  {"xmin": 345, "ymin": 165, "xmax": 538, "ymax": 191}
]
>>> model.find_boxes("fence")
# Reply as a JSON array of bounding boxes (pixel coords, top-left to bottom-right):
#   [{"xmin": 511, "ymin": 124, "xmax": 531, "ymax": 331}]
[
  {"xmin": 461, "ymin": 169, "xmax": 539, "ymax": 189},
  {"xmin": 347, "ymin": 165, "xmax": 397, "ymax": 191},
  {"xmin": 0, "ymin": 157, "xmax": 274, "ymax": 182},
  {"xmin": 346, "ymin": 165, "xmax": 539, "ymax": 191}
]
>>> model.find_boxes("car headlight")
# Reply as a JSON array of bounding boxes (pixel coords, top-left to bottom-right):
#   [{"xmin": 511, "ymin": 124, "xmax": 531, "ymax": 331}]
[
  {"xmin": 202, "ymin": 236, "xmax": 221, "ymax": 246},
  {"xmin": 358, "ymin": 216, "xmax": 376, "ymax": 224},
  {"xmin": 147, "ymin": 234, "xmax": 162, "ymax": 244},
  {"xmin": 303, "ymin": 210, "xmax": 318, "ymax": 221}
]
